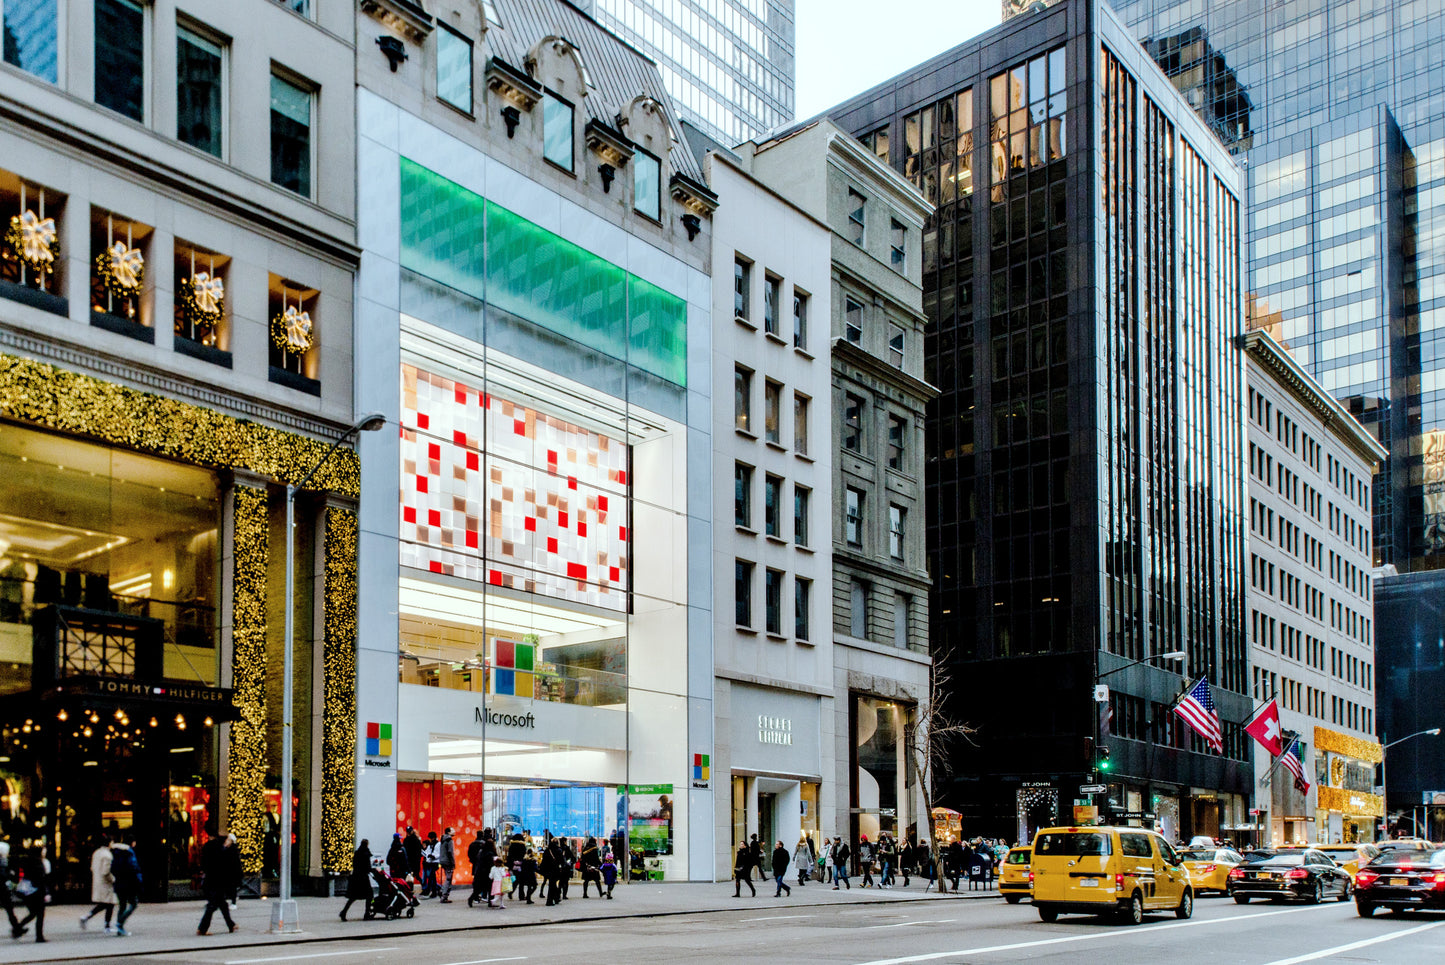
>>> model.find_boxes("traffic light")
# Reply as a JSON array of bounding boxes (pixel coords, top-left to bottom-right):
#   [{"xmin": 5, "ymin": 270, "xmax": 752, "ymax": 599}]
[{"xmin": 1097, "ymin": 745, "xmax": 1112, "ymax": 772}]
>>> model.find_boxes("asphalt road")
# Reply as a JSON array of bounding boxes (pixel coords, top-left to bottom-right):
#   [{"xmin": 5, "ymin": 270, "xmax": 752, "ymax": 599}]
[{"xmin": 50, "ymin": 894, "xmax": 1445, "ymax": 965}]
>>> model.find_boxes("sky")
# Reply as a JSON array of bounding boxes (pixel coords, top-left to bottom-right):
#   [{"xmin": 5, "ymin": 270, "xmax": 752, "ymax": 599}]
[{"xmin": 793, "ymin": 0, "xmax": 1002, "ymax": 121}]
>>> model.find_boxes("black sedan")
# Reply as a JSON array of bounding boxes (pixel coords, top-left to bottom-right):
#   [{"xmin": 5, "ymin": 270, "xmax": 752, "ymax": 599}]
[
  {"xmin": 1355, "ymin": 847, "xmax": 1445, "ymax": 916},
  {"xmin": 1226, "ymin": 850, "xmax": 1352, "ymax": 904}
]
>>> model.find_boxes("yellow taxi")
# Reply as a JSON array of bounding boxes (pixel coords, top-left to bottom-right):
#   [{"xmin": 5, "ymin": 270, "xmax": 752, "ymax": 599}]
[
  {"xmin": 1029, "ymin": 826, "xmax": 1193, "ymax": 925},
  {"xmin": 1178, "ymin": 847, "xmax": 1245, "ymax": 894},
  {"xmin": 1312, "ymin": 843, "xmax": 1380, "ymax": 879},
  {"xmin": 998, "ymin": 846, "xmax": 1032, "ymax": 904}
]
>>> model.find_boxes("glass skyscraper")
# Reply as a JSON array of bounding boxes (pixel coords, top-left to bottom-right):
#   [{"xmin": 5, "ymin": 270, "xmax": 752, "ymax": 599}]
[{"xmin": 581, "ymin": 0, "xmax": 794, "ymax": 144}]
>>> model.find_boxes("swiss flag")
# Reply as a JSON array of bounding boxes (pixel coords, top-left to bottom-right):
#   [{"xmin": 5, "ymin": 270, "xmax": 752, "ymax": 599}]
[{"xmin": 1244, "ymin": 699, "xmax": 1285, "ymax": 757}]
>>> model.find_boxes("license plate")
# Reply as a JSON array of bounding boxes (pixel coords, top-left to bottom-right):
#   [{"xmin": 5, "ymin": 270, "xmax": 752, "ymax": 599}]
[
  {"xmin": 1390, "ymin": 877, "xmax": 1408, "ymax": 886},
  {"xmin": 1080, "ymin": 877, "xmax": 1099, "ymax": 887}
]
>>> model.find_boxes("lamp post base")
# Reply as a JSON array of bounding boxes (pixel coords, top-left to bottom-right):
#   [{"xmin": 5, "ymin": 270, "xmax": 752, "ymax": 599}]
[{"xmin": 269, "ymin": 898, "xmax": 302, "ymax": 934}]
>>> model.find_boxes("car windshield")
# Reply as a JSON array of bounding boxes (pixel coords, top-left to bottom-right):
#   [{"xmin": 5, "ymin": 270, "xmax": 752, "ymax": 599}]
[
  {"xmin": 1371, "ymin": 850, "xmax": 1445, "ymax": 869},
  {"xmin": 1006, "ymin": 849, "xmax": 1030, "ymax": 864},
  {"xmin": 1246, "ymin": 853, "xmax": 1304, "ymax": 867},
  {"xmin": 1035, "ymin": 832, "xmax": 1112, "ymax": 856}
]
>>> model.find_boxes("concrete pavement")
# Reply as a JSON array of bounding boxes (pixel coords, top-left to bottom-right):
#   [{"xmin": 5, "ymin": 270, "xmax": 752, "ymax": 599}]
[{"xmin": 7, "ymin": 877, "xmax": 999, "ymax": 963}]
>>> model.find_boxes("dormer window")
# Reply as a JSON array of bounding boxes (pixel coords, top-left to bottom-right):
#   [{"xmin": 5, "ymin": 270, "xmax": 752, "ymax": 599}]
[
  {"xmin": 633, "ymin": 149, "xmax": 660, "ymax": 221},
  {"xmin": 436, "ymin": 24, "xmax": 473, "ymax": 112},
  {"xmin": 543, "ymin": 92, "xmax": 574, "ymax": 172}
]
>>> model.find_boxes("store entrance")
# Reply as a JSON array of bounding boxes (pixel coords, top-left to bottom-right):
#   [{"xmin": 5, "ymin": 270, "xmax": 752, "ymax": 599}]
[{"xmin": 758, "ymin": 792, "xmax": 777, "ymax": 853}]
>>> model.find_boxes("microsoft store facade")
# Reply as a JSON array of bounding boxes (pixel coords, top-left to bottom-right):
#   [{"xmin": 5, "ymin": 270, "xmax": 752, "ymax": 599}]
[{"xmin": 353, "ymin": 82, "xmax": 714, "ymax": 881}]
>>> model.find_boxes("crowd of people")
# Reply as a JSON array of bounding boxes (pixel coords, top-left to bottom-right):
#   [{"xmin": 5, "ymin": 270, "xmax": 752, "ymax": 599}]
[{"xmin": 733, "ymin": 831, "xmax": 1013, "ymax": 897}]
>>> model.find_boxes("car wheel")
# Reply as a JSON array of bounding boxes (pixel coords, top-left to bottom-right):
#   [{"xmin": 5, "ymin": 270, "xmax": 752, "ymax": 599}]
[
  {"xmin": 1308, "ymin": 881, "xmax": 1323, "ymax": 905},
  {"xmin": 1233, "ymin": 895, "xmax": 1250, "ymax": 904},
  {"xmin": 1004, "ymin": 894, "xmax": 1022, "ymax": 905},
  {"xmin": 1176, "ymin": 889, "xmax": 1193, "ymax": 920},
  {"xmin": 1038, "ymin": 904, "xmax": 1058, "ymax": 923},
  {"xmin": 1122, "ymin": 892, "xmax": 1144, "ymax": 926},
  {"xmin": 1356, "ymin": 901, "xmax": 1375, "ymax": 918}
]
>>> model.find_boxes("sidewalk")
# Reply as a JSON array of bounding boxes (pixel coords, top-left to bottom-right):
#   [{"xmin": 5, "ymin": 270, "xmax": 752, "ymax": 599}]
[{"xmin": 11, "ymin": 878, "xmax": 1000, "ymax": 963}]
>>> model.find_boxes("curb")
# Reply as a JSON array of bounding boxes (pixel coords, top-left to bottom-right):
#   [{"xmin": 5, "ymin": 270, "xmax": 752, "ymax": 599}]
[{"xmin": 27, "ymin": 889, "xmax": 1002, "ymax": 963}]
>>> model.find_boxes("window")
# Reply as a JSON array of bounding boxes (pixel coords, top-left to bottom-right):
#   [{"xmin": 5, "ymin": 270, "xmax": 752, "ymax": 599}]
[
  {"xmin": 765, "ymin": 569, "xmax": 783, "ymax": 634},
  {"xmin": 795, "ymin": 578, "xmax": 811, "ymax": 641},
  {"xmin": 793, "ymin": 393, "xmax": 809, "ymax": 455},
  {"xmin": 764, "ymin": 274, "xmax": 781, "ymax": 335},
  {"xmin": 890, "ymin": 218, "xmax": 906, "ymax": 270},
  {"xmin": 849, "ymin": 579, "xmax": 868, "ymax": 638},
  {"xmin": 270, "ymin": 74, "xmax": 312, "ymax": 196},
  {"xmin": 735, "ymin": 560, "xmax": 754, "ymax": 627},
  {"xmin": 436, "ymin": 23, "xmax": 473, "ymax": 111},
  {"xmin": 734, "ymin": 257, "xmax": 751, "ymax": 320},
  {"xmin": 887, "ymin": 415, "xmax": 905, "ymax": 469},
  {"xmin": 847, "ymin": 188, "xmax": 866, "ymax": 245},
  {"xmin": 793, "ymin": 485, "xmax": 810, "ymax": 547},
  {"xmin": 793, "ymin": 290, "xmax": 808, "ymax": 349},
  {"xmin": 846, "ymin": 487, "xmax": 864, "ymax": 547},
  {"xmin": 734, "ymin": 463, "xmax": 752, "ymax": 528},
  {"xmin": 633, "ymin": 150, "xmax": 660, "ymax": 220},
  {"xmin": 4, "ymin": 0, "xmax": 58, "ymax": 83},
  {"xmin": 177, "ymin": 25, "xmax": 225, "ymax": 157},
  {"xmin": 543, "ymin": 92, "xmax": 573, "ymax": 171},
  {"xmin": 893, "ymin": 592, "xmax": 910, "ymax": 648},
  {"xmin": 845, "ymin": 298, "xmax": 863, "ymax": 344},
  {"xmin": 764, "ymin": 474, "xmax": 781, "ymax": 537},
  {"xmin": 844, "ymin": 394, "xmax": 863, "ymax": 451},
  {"xmin": 96, "ymin": 0, "xmax": 146, "ymax": 122},
  {"xmin": 888, "ymin": 326, "xmax": 905, "ymax": 367},
  {"xmin": 889, "ymin": 504, "xmax": 906, "ymax": 559},
  {"xmin": 764, "ymin": 380, "xmax": 781, "ymax": 444},
  {"xmin": 734, "ymin": 366, "xmax": 752, "ymax": 433}
]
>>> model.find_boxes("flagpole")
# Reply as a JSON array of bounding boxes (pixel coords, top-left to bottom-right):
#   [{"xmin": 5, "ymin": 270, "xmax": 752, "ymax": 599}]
[
  {"xmin": 1233, "ymin": 690, "xmax": 1282, "ymax": 729},
  {"xmin": 1260, "ymin": 733, "xmax": 1301, "ymax": 788}
]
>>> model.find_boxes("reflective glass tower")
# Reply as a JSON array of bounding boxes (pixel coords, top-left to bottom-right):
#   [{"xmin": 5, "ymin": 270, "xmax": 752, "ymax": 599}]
[{"xmin": 581, "ymin": 0, "xmax": 795, "ymax": 144}]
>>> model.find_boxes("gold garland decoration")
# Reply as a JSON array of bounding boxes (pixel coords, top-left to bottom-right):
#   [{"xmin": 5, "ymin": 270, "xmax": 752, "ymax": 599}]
[
  {"xmin": 94, "ymin": 240, "xmax": 145, "ymax": 304},
  {"xmin": 178, "ymin": 272, "xmax": 225, "ymax": 340},
  {"xmin": 1313, "ymin": 725, "xmax": 1382, "ymax": 764},
  {"xmin": 321, "ymin": 506, "xmax": 359, "ymax": 874},
  {"xmin": 0, "ymin": 354, "xmax": 359, "ymax": 496},
  {"xmin": 3, "ymin": 210, "xmax": 59, "ymax": 277},
  {"xmin": 271, "ymin": 305, "xmax": 314, "ymax": 355},
  {"xmin": 229, "ymin": 486, "xmax": 270, "ymax": 875}
]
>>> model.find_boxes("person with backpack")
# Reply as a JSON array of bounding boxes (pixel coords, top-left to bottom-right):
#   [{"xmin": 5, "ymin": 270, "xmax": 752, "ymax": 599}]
[
  {"xmin": 858, "ymin": 835, "xmax": 875, "ymax": 888},
  {"xmin": 109, "ymin": 836, "xmax": 142, "ymax": 937},
  {"xmin": 196, "ymin": 833, "xmax": 238, "ymax": 935},
  {"xmin": 79, "ymin": 834, "xmax": 115, "ymax": 933}
]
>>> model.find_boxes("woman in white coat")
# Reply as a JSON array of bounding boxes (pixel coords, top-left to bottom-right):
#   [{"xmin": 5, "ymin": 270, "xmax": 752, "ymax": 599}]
[{"xmin": 79, "ymin": 836, "xmax": 115, "ymax": 932}]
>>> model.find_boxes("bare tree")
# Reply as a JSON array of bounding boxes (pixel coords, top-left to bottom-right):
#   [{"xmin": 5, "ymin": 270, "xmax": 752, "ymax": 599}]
[{"xmin": 902, "ymin": 654, "xmax": 976, "ymax": 891}]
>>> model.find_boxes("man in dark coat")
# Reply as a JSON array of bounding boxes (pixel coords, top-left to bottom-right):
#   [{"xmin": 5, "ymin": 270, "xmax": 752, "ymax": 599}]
[
  {"xmin": 402, "ymin": 827, "xmax": 423, "ymax": 881},
  {"xmin": 732, "ymin": 842, "xmax": 755, "ymax": 897},
  {"xmin": 467, "ymin": 830, "xmax": 496, "ymax": 907},
  {"xmin": 197, "ymin": 834, "xmax": 238, "ymax": 935},
  {"xmin": 339, "ymin": 840, "xmax": 373, "ymax": 921},
  {"xmin": 386, "ymin": 834, "xmax": 408, "ymax": 878},
  {"xmin": 11, "ymin": 845, "xmax": 49, "ymax": 943},
  {"xmin": 748, "ymin": 834, "xmax": 764, "ymax": 881},
  {"xmin": 771, "ymin": 840, "xmax": 792, "ymax": 897}
]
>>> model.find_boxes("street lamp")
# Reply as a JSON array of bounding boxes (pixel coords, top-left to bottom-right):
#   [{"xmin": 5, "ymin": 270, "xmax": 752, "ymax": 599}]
[
  {"xmin": 271, "ymin": 412, "xmax": 386, "ymax": 934},
  {"xmin": 1380, "ymin": 727, "xmax": 1442, "ymax": 841}
]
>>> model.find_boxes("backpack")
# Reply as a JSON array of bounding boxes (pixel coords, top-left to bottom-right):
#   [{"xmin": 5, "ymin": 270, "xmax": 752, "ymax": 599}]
[{"xmin": 111, "ymin": 847, "xmax": 141, "ymax": 891}]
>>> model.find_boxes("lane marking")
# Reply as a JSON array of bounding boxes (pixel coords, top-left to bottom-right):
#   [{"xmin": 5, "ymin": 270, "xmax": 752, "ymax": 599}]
[
  {"xmin": 1256, "ymin": 919, "xmax": 1445, "ymax": 965},
  {"xmin": 851, "ymin": 904, "xmax": 1336, "ymax": 964},
  {"xmin": 225, "ymin": 950, "xmax": 400, "ymax": 965},
  {"xmin": 740, "ymin": 915, "xmax": 814, "ymax": 922},
  {"xmin": 864, "ymin": 919, "xmax": 956, "ymax": 929},
  {"xmin": 431, "ymin": 959, "xmax": 528, "ymax": 965}
]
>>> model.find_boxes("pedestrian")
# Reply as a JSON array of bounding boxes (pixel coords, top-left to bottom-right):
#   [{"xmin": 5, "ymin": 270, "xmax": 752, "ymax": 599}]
[
  {"xmin": 487, "ymin": 856, "xmax": 508, "ymax": 909},
  {"xmin": 831, "ymin": 836, "xmax": 851, "ymax": 889},
  {"xmin": 600, "ymin": 851, "xmax": 617, "ymax": 898},
  {"xmin": 0, "ymin": 840, "xmax": 23, "ymax": 939},
  {"xmin": 108, "ymin": 835, "xmax": 142, "ymax": 936},
  {"xmin": 748, "ymin": 833, "xmax": 764, "ymax": 882},
  {"xmin": 902, "ymin": 833, "xmax": 917, "ymax": 888},
  {"xmin": 542, "ymin": 842, "xmax": 564, "ymax": 906},
  {"xmin": 466, "ymin": 830, "xmax": 489, "ymax": 908},
  {"xmin": 580, "ymin": 836, "xmax": 603, "ymax": 897},
  {"xmin": 879, "ymin": 834, "xmax": 896, "ymax": 888},
  {"xmin": 12, "ymin": 844, "xmax": 49, "ymax": 943},
  {"xmin": 859, "ymin": 835, "xmax": 875, "ymax": 888},
  {"xmin": 437, "ymin": 827, "xmax": 455, "ymax": 902},
  {"xmin": 339, "ymin": 839, "xmax": 373, "ymax": 921},
  {"xmin": 197, "ymin": 833, "xmax": 238, "ymax": 935},
  {"xmin": 732, "ymin": 841, "xmax": 756, "ymax": 897},
  {"xmin": 517, "ymin": 848, "xmax": 539, "ymax": 904},
  {"xmin": 386, "ymin": 833, "xmax": 408, "ymax": 879},
  {"xmin": 506, "ymin": 833, "xmax": 525, "ymax": 897},
  {"xmin": 558, "ymin": 839, "xmax": 574, "ymax": 900},
  {"xmin": 402, "ymin": 826, "xmax": 422, "ymax": 882},
  {"xmin": 421, "ymin": 831, "xmax": 440, "ymax": 897},
  {"xmin": 793, "ymin": 836, "xmax": 811, "ymax": 888},
  {"xmin": 823, "ymin": 835, "xmax": 834, "ymax": 884},
  {"xmin": 79, "ymin": 834, "xmax": 115, "ymax": 933},
  {"xmin": 771, "ymin": 840, "xmax": 792, "ymax": 897}
]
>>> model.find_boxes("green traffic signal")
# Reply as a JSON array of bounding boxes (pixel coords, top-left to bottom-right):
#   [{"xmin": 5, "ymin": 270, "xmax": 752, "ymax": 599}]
[{"xmin": 1097, "ymin": 746, "xmax": 1112, "ymax": 772}]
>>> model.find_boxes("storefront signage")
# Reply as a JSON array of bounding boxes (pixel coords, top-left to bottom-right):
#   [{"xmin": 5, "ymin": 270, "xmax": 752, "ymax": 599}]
[
  {"xmin": 475, "ymin": 706, "xmax": 537, "ymax": 729},
  {"xmin": 54, "ymin": 676, "xmax": 234, "ymax": 705},
  {"xmin": 363, "ymin": 722, "xmax": 393, "ymax": 767},
  {"xmin": 691, "ymin": 753, "xmax": 710, "ymax": 790},
  {"xmin": 758, "ymin": 715, "xmax": 793, "ymax": 745}
]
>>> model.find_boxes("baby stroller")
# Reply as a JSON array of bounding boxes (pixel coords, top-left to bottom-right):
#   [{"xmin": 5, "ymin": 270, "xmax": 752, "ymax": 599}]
[{"xmin": 369, "ymin": 867, "xmax": 417, "ymax": 920}]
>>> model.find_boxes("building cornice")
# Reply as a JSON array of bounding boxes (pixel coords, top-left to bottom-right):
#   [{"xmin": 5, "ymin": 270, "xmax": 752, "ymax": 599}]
[
  {"xmin": 715, "ymin": 667, "xmax": 832, "ymax": 699},
  {"xmin": 669, "ymin": 171, "xmax": 719, "ymax": 216},
  {"xmin": 832, "ymin": 259, "xmax": 929, "ymax": 328},
  {"xmin": 1240, "ymin": 330, "xmax": 1388, "ymax": 466},
  {"xmin": 824, "ymin": 129, "xmax": 932, "ymax": 225},
  {"xmin": 831, "ymin": 338, "xmax": 939, "ymax": 400},
  {"xmin": 485, "ymin": 57, "xmax": 544, "ymax": 111},
  {"xmin": 360, "ymin": 0, "xmax": 435, "ymax": 43},
  {"xmin": 584, "ymin": 118, "xmax": 634, "ymax": 167}
]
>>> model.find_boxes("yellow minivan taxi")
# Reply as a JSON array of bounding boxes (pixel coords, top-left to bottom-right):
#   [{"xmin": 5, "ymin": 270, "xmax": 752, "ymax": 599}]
[
  {"xmin": 1029, "ymin": 826, "xmax": 1193, "ymax": 925},
  {"xmin": 999, "ymin": 846, "xmax": 1032, "ymax": 903}
]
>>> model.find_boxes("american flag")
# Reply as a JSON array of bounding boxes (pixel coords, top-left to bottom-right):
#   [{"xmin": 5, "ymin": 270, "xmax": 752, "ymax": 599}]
[
  {"xmin": 1280, "ymin": 736, "xmax": 1310, "ymax": 794},
  {"xmin": 1173, "ymin": 676, "xmax": 1223, "ymax": 753}
]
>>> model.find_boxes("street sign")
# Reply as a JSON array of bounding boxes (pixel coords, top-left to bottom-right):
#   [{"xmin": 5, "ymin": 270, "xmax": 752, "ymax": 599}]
[{"xmin": 1080, "ymin": 783, "xmax": 1107, "ymax": 793}]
